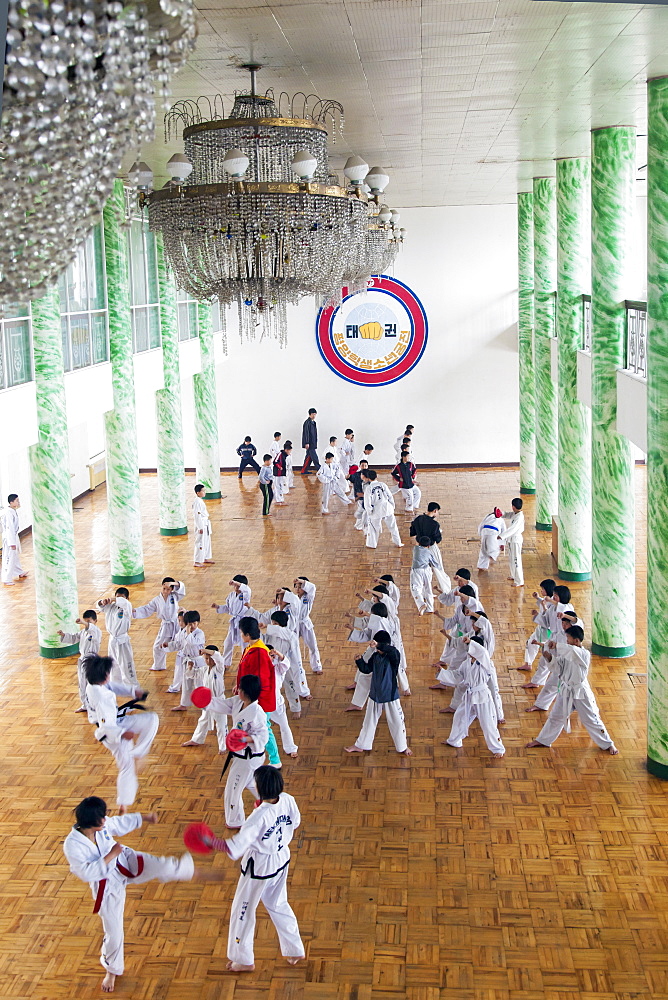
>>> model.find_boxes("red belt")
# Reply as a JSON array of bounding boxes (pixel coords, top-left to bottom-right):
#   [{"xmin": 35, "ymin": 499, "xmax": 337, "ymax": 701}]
[{"xmin": 93, "ymin": 854, "xmax": 144, "ymax": 913}]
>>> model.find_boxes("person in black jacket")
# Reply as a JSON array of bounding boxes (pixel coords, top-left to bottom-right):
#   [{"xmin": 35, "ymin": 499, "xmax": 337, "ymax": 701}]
[
  {"xmin": 237, "ymin": 437, "xmax": 261, "ymax": 478},
  {"xmin": 300, "ymin": 408, "xmax": 320, "ymax": 474},
  {"xmin": 409, "ymin": 502, "xmax": 450, "ymax": 591},
  {"xmin": 345, "ymin": 632, "xmax": 412, "ymax": 755}
]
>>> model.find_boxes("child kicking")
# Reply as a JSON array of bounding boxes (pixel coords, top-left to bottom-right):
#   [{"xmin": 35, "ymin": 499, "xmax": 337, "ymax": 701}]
[
  {"xmin": 525, "ymin": 626, "xmax": 618, "ymax": 754},
  {"xmin": 63, "ymin": 796, "xmax": 199, "ymax": 994},
  {"xmin": 202, "ymin": 765, "xmax": 305, "ymax": 972},
  {"xmin": 84, "ymin": 654, "xmax": 159, "ymax": 810},
  {"xmin": 59, "ymin": 609, "xmax": 102, "ymax": 719},
  {"xmin": 345, "ymin": 632, "xmax": 412, "ymax": 755}
]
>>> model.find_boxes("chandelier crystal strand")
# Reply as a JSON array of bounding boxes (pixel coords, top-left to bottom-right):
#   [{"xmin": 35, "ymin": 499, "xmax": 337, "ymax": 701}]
[
  {"xmin": 0, "ymin": 0, "xmax": 195, "ymax": 306},
  {"xmin": 148, "ymin": 80, "xmax": 404, "ymax": 343}
]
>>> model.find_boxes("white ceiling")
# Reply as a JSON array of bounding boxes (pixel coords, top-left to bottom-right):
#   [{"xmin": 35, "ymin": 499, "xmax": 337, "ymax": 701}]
[{"xmin": 142, "ymin": 0, "xmax": 668, "ymax": 208}]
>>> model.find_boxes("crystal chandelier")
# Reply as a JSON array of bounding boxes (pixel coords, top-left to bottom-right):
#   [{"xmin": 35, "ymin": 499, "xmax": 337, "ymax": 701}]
[
  {"xmin": 0, "ymin": 0, "xmax": 195, "ymax": 306},
  {"xmin": 146, "ymin": 67, "xmax": 404, "ymax": 343}
]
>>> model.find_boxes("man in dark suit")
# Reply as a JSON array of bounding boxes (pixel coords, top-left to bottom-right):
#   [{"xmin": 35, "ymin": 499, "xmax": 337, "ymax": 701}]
[{"xmin": 301, "ymin": 407, "xmax": 320, "ymax": 473}]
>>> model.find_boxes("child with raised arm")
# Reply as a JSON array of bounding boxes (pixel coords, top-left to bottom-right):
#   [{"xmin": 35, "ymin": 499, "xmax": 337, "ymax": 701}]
[
  {"xmin": 165, "ymin": 610, "xmax": 206, "ymax": 711},
  {"xmin": 500, "ymin": 497, "xmax": 525, "ymax": 587},
  {"xmin": 526, "ymin": 626, "xmax": 618, "ymax": 755},
  {"xmin": 520, "ymin": 584, "xmax": 573, "ymax": 690},
  {"xmin": 132, "ymin": 577, "xmax": 186, "ymax": 672},
  {"xmin": 193, "ymin": 484, "xmax": 214, "ymax": 568},
  {"xmin": 183, "ymin": 645, "xmax": 228, "ymax": 751},
  {"xmin": 97, "ymin": 588, "xmax": 137, "ymax": 687},
  {"xmin": 294, "ymin": 577, "xmax": 323, "ymax": 673},
  {"xmin": 202, "ymin": 765, "xmax": 305, "ymax": 973},
  {"xmin": 59, "ymin": 609, "xmax": 102, "ymax": 719},
  {"xmin": 345, "ymin": 632, "xmax": 412, "ymax": 755},
  {"xmin": 63, "ymin": 796, "xmax": 197, "ymax": 994},
  {"xmin": 212, "ymin": 575, "xmax": 252, "ymax": 667},
  {"xmin": 516, "ymin": 579, "xmax": 556, "ymax": 672},
  {"xmin": 84, "ymin": 655, "xmax": 158, "ymax": 810}
]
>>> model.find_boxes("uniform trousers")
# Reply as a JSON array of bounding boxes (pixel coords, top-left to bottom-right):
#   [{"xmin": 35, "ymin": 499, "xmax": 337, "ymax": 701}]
[
  {"xmin": 227, "ymin": 864, "xmax": 304, "ymax": 966},
  {"xmin": 269, "ymin": 702, "xmax": 298, "ymax": 754},
  {"xmin": 299, "ymin": 619, "xmax": 322, "ymax": 672},
  {"xmin": 108, "ymin": 637, "xmax": 137, "ymax": 687},
  {"xmin": 366, "ymin": 514, "xmax": 402, "ymax": 549},
  {"xmin": 96, "ymin": 850, "xmax": 194, "ymax": 975},
  {"xmin": 400, "ymin": 485, "xmax": 422, "ymax": 512},
  {"xmin": 524, "ymin": 627, "xmax": 545, "ymax": 665},
  {"xmin": 150, "ymin": 620, "xmax": 178, "ymax": 672},
  {"xmin": 447, "ymin": 695, "xmax": 505, "ymax": 754},
  {"xmin": 507, "ymin": 539, "xmax": 524, "ymax": 586},
  {"xmin": 410, "ymin": 566, "xmax": 434, "ymax": 612},
  {"xmin": 77, "ymin": 658, "xmax": 95, "ymax": 722},
  {"xmin": 105, "ymin": 712, "xmax": 159, "ymax": 806},
  {"xmin": 321, "ymin": 481, "xmax": 352, "ymax": 513},
  {"xmin": 194, "ymin": 524, "xmax": 212, "ymax": 563},
  {"xmin": 536, "ymin": 689, "xmax": 616, "ymax": 749},
  {"xmin": 224, "ymin": 754, "xmax": 266, "ymax": 827},
  {"xmin": 191, "ymin": 706, "xmax": 228, "ymax": 751},
  {"xmin": 354, "ymin": 698, "xmax": 408, "ymax": 752},
  {"xmin": 1, "ymin": 541, "xmax": 24, "ymax": 583}
]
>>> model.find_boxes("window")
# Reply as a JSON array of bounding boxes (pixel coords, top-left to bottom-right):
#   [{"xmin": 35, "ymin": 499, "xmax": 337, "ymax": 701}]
[
  {"xmin": 58, "ymin": 224, "xmax": 109, "ymax": 373},
  {"xmin": 0, "ymin": 303, "xmax": 32, "ymax": 389},
  {"xmin": 127, "ymin": 218, "xmax": 161, "ymax": 352},
  {"xmin": 176, "ymin": 287, "xmax": 200, "ymax": 341}
]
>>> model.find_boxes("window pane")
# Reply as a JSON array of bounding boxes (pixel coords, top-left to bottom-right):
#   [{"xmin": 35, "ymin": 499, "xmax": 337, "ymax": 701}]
[
  {"xmin": 70, "ymin": 314, "xmax": 91, "ymax": 369},
  {"xmin": 66, "ymin": 242, "xmax": 88, "ymax": 313},
  {"xmin": 211, "ymin": 299, "xmax": 221, "ymax": 332},
  {"xmin": 148, "ymin": 305, "xmax": 161, "ymax": 349},
  {"xmin": 145, "ymin": 228, "xmax": 159, "ymax": 304},
  {"xmin": 91, "ymin": 312, "xmax": 108, "ymax": 364},
  {"xmin": 129, "ymin": 220, "xmax": 147, "ymax": 306},
  {"xmin": 62, "ymin": 317, "xmax": 71, "ymax": 373},
  {"xmin": 87, "ymin": 225, "xmax": 106, "ymax": 311},
  {"xmin": 57, "ymin": 268, "xmax": 68, "ymax": 313},
  {"xmin": 188, "ymin": 302, "xmax": 198, "ymax": 340},
  {"xmin": 177, "ymin": 301, "xmax": 189, "ymax": 341},
  {"xmin": 2, "ymin": 300, "xmax": 30, "ymax": 321},
  {"xmin": 133, "ymin": 307, "xmax": 149, "ymax": 353},
  {"xmin": 5, "ymin": 319, "xmax": 32, "ymax": 386}
]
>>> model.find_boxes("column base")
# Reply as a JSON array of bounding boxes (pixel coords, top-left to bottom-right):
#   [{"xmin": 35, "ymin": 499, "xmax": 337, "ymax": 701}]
[
  {"xmin": 647, "ymin": 756, "xmax": 668, "ymax": 780},
  {"xmin": 520, "ymin": 487, "xmax": 536, "ymax": 495},
  {"xmin": 591, "ymin": 642, "xmax": 635, "ymax": 658},
  {"xmin": 535, "ymin": 522, "xmax": 552, "ymax": 531},
  {"xmin": 205, "ymin": 491, "xmax": 221, "ymax": 500},
  {"xmin": 160, "ymin": 526, "xmax": 188, "ymax": 536},
  {"xmin": 111, "ymin": 572, "xmax": 145, "ymax": 585},
  {"xmin": 557, "ymin": 569, "xmax": 591, "ymax": 581},
  {"xmin": 40, "ymin": 643, "xmax": 79, "ymax": 659}
]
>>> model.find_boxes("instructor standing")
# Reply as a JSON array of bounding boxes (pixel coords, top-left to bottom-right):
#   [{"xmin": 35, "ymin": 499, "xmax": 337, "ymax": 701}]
[{"xmin": 301, "ymin": 407, "xmax": 320, "ymax": 474}]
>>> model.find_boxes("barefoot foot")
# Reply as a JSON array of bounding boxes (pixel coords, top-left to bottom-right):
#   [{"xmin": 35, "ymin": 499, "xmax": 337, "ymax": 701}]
[
  {"xmin": 344, "ymin": 705, "xmax": 364, "ymax": 712},
  {"xmin": 524, "ymin": 705, "xmax": 544, "ymax": 712},
  {"xmin": 345, "ymin": 683, "xmax": 356, "ymax": 690},
  {"xmin": 101, "ymin": 972, "xmax": 116, "ymax": 993},
  {"xmin": 344, "ymin": 745, "xmax": 365, "ymax": 753},
  {"xmin": 525, "ymin": 740, "xmax": 549, "ymax": 748},
  {"xmin": 608, "ymin": 746, "xmax": 620, "ymax": 755},
  {"xmin": 75, "ymin": 706, "xmax": 87, "ymax": 713},
  {"xmin": 171, "ymin": 705, "xmax": 188, "ymax": 711},
  {"xmin": 400, "ymin": 748, "xmax": 413, "ymax": 756},
  {"xmin": 286, "ymin": 956, "xmax": 305, "ymax": 966},
  {"xmin": 521, "ymin": 682, "xmax": 539, "ymax": 689},
  {"xmin": 226, "ymin": 961, "xmax": 255, "ymax": 973},
  {"xmin": 439, "ymin": 706, "xmax": 455, "ymax": 714},
  {"xmin": 182, "ymin": 740, "xmax": 203, "ymax": 747},
  {"xmin": 429, "ymin": 683, "xmax": 446, "ymax": 690},
  {"xmin": 516, "ymin": 665, "xmax": 532, "ymax": 671}
]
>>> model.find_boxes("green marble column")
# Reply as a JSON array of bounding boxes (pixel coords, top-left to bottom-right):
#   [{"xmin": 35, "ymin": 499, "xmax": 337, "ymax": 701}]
[
  {"xmin": 194, "ymin": 300, "xmax": 221, "ymax": 499},
  {"xmin": 518, "ymin": 192, "xmax": 536, "ymax": 495},
  {"xmin": 533, "ymin": 177, "xmax": 558, "ymax": 530},
  {"xmin": 556, "ymin": 158, "xmax": 592, "ymax": 581},
  {"xmin": 156, "ymin": 235, "xmax": 187, "ymax": 535},
  {"xmin": 590, "ymin": 127, "xmax": 635, "ymax": 657},
  {"xmin": 646, "ymin": 78, "xmax": 668, "ymax": 774},
  {"xmin": 103, "ymin": 180, "xmax": 144, "ymax": 584},
  {"xmin": 29, "ymin": 288, "xmax": 79, "ymax": 658}
]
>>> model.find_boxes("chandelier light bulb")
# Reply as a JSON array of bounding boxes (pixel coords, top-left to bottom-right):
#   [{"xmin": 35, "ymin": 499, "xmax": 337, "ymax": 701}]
[
  {"xmin": 390, "ymin": 209, "xmax": 401, "ymax": 225},
  {"xmin": 365, "ymin": 166, "xmax": 390, "ymax": 193},
  {"xmin": 223, "ymin": 148, "xmax": 250, "ymax": 179},
  {"xmin": 166, "ymin": 153, "xmax": 193, "ymax": 182},
  {"xmin": 130, "ymin": 160, "xmax": 154, "ymax": 189},
  {"xmin": 378, "ymin": 205, "xmax": 392, "ymax": 223},
  {"xmin": 291, "ymin": 150, "xmax": 318, "ymax": 181},
  {"xmin": 343, "ymin": 155, "xmax": 369, "ymax": 184}
]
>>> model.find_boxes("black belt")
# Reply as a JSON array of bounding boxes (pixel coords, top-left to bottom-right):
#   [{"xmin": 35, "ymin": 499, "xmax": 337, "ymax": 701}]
[
  {"xmin": 95, "ymin": 694, "xmax": 148, "ymax": 742},
  {"xmin": 220, "ymin": 746, "xmax": 264, "ymax": 780}
]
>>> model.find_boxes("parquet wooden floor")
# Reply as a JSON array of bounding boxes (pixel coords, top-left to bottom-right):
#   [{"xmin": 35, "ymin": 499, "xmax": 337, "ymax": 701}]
[{"xmin": 0, "ymin": 466, "xmax": 659, "ymax": 1000}]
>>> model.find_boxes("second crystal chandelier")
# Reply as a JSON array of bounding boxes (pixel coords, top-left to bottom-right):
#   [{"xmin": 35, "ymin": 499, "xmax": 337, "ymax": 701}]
[{"xmin": 145, "ymin": 66, "xmax": 404, "ymax": 343}]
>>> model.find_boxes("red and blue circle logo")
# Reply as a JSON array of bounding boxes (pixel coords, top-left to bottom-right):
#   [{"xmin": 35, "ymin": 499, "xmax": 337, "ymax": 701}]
[{"xmin": 316, "ymin": 275, "xmax": 428, "ymax": 386}]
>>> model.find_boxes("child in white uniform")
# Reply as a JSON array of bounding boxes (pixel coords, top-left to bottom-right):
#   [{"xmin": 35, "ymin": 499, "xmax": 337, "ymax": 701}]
[
  {"xmin": 294, "ymin": 577, "xmax": 323, "ymax": 673},
  {"xmin": 476, "ymin": 507, "xmax": 505, "ymax": 570},
  {"xmin": 340, "ymin": 429, "xmax": 355, "ymax": 478},
  {"xmin": 212, "ymin": 575, "xmax": 252, "ymax": 667},
  {"xmin": 317, "ymin": 452, "xmax": 352, "ymax": 514},
  {"xmin": 63, "ymin": 797, "xmax": 196, "ymax": 994},
  {"xmin": 193, "ymin": 484, "xmax": 214, "ymax": 567},
  {"xmin": 59, "ymin": 609, "xmax": 102, "ymax": 719},
  {"xmin": 183, "ymin": 645, "xmax": 228, "ymax": 751},
  {"xmin": 516, "ymin": 579, "xmax": 556, "ymax": 672},
  {"xmin": 266, "ymin": 646, "xmax": 299, "ymax": 756},
  {"xmin": 97, "ymin": 588, "xmax": 137, "ymax": 688},
  {"xmin": 84, "ymin": 655, "xmax": 158, "ymax": 809},
  {"xmin": 165, "ymin": 610, "xmax": 206, "ymax": 710},
  {"xmin": 208, "ymin": 674, "xmax": 269, "ymax": 828},
  {"xmin": 1, "ymin": 493, "xmax": 26, "ymax": 584},
  {"xmin": 205, "ymin": 766, "xmax": 305, "ymax": 972},
  {"xmin": 361, "ymin": 470, "xmax": 403, "ymax": 549},
  {"xmin": 133, "ymin": 577, "xmax": 186, "ymax": 672},
  {"xmin": 444, "ymin": 637, "xmax": 505, "ymax": 757},
  {"xmin": 500, "ymin": 498, "xmax": 525, "ymax": 587}
]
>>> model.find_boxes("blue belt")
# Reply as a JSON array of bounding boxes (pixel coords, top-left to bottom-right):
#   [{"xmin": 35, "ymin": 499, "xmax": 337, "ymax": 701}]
[{"xmin": 481, "ymin": 524, "xmax": 500, "ymax": 530}]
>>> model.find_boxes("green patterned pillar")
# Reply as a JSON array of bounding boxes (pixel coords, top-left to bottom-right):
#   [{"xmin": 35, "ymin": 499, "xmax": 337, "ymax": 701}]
[
  {"xmin": 556, "ymin": 158, "xmax": 592, "ymax": 581},
  {"xmin": 590, "ymin": 127, "xmax": 635, "ymax": 657},
  {"xmin": 647, "ymin": 78, "xmax": 668, "ymax": 774},
  {"xmin": 193, "ymin": 300, "xmax": 221, "ymax": 499},
  {"xmin": 533, "ymin": 177, "xmax": 558, "ymax": 530},
  {"xmin": 103, "ymin": 180, "xmax": 144, "ymax": 584},
  {"xmin": 29, "ymin": 288, "xmax": 79, "ymax": 658},
  {"xmin": 518, "ymin": 192, "xmax": 536, "ymax": 495},
  {"xmin": 156, "ymin": 235, "xmax": 187, "ymax": 535}
]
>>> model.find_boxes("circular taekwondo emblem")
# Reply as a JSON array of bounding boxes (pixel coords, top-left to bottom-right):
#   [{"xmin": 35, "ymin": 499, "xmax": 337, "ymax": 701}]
[{"xmin": 316, "ymin": 275, "xmax": 428, "ymax": 386}]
